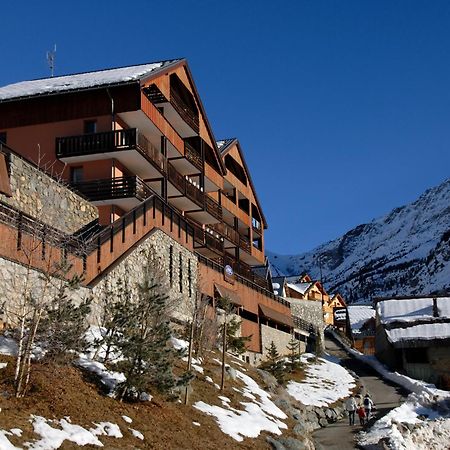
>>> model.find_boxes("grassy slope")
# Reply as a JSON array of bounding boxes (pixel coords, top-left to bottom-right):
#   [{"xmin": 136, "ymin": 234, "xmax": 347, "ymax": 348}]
[{"xmin": 0, "ymin": 353, "xmax": 300, "ymax": 449}]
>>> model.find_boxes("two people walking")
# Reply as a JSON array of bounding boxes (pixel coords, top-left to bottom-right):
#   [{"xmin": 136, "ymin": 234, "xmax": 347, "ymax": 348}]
[{"xmin": 345, "ymin": 393, "xmax": 374, "ymax": 426}]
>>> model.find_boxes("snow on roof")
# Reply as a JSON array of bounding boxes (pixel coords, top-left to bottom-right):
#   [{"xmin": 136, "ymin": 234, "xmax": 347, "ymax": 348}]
[
  {"xmin": 386, "ymin": 322, "xmax": 450, "ymax": 344},
  {"xmin": 377, "ymin": 297, "xmax": 450, "ymax": 324},
  {"xmin": 347, "ymin": 305, "xmax": 375, "ymax": 331},
  {"xmin": 286, "ymin": 282, "xmax": 312, "ymax": 295},
  {"xmin": 216, "ymin": 138, "xmax": 235, "ymax": 153},
  {"xmin": 377, "ymin": 297, "xmax": 450, "ymax": 344},
  {"xmin": 0, "ymin": 60, "xmax": 180, "ymax": 102}
]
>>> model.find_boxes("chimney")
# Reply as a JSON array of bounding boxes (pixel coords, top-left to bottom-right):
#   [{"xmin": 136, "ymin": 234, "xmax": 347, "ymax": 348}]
[{"xmin": 432, "ymin": 297, "xmax": 439, "ymax": 317}]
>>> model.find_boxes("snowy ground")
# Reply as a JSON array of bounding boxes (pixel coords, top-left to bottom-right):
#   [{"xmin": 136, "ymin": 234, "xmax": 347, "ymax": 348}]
[
  {"xmin": 329, "ymin": 329, "xmax": 450, "ymax": 449},
  {"xmin": 286, "ymin": 353, "xmax": 356, "ymax": 407},
  {"xmin": 193, "ymin": 358, "xmax": 288, "ymax": 442},
  {"xmin": 0, "ymin": 415, "xmax": 144, "ymax": 449}
]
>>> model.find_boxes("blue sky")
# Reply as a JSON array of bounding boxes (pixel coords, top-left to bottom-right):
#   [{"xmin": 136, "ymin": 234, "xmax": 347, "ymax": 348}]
[{"xmin": 2, "ymin": 1, "xmax": 450, "ymax": 254}]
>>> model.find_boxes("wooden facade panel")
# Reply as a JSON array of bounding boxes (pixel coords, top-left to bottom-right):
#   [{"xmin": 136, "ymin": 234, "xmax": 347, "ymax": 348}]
[
  {"xmin": 140, "ymin": 94, "xmax": 184, "ymax": 156},
  {"xmin": 0, "ymin": 85, "xmax": 140, "ymax": 130},
  {"xmin": 241, "ymin": 319, "xmax": 261, "ymax": 353}
]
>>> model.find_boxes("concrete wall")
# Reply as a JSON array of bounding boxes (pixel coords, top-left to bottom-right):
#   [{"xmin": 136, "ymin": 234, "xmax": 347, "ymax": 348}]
[{"xmin": 1, "ymin": 152, "xmax": 98, "ymax": 233}]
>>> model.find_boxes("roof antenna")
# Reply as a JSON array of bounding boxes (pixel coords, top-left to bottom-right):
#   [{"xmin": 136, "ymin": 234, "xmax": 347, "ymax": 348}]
[{"xmin": 46, "ymin": 44, "xmax": 56, "ymax": 77}]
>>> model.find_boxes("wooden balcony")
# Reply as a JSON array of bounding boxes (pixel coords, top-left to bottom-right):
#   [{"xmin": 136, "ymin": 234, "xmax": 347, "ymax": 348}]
[
  {"xmin": 205, "ymin": 195, "xmax": 222, "ymax": 221},
  {"xmin": 190, "ymin": 221, "xmax": 224, "ymax": 256},
  {"xmin": 170, "ymin": 87, "xmax": 199, "ymax": 134},
  {"xmin": 212, "ymin": 221, "xmax": 239, "ymax": 246},
  {"xmin": 185, "ymin": 140, "xmax": 203, "ymax": 171},
  {"xmin": 239, "ymin": 236, "xmax": 251, "ymax": 253},
  {"xmin": 168, "ymin": 163, "xmax": 223, "ymax": 222},
  {"xmin": 72, "ymin": 176, "xmax": 152, "ymax": 204},
  {"xmin": 56, "ymin": 129, "xmax": 166, "ymax": 175}
]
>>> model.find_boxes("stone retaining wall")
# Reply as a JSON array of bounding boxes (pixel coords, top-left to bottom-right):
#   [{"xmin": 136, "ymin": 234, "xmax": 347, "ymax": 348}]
[
  {"xmin": 1, "ymin": 153, "xmax": 98, "ymax": 234},
  {"xmin": 92, "ymin": 229, "xmax": 198, "ymax": 324}
]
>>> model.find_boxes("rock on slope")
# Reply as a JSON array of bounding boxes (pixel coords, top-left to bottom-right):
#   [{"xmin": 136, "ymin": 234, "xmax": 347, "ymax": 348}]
[{"xmin": 268, "ymin": 178, "xmax": 450, "ymax": 303}]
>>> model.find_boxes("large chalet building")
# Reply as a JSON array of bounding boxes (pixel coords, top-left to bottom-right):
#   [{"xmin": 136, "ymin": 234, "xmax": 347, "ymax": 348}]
[{"xmin": 0, "ymin": 59, "xmax": 293, "ymax": 362}]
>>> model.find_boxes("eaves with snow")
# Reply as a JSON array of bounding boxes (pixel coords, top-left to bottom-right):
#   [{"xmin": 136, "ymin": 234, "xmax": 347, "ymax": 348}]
[
  {"xmin": 0, "ymin": 59, "xmax": 181, "ymax": 102},
  {"xmin": 377, "ymin": 296, "xmax": 450, "ymax": 346}
]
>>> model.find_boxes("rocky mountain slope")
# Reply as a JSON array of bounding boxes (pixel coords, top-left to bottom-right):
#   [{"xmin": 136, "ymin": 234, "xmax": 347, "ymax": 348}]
[{"xmin": 268, "ymin": 178, "xmax": 450, "ymax": 303}]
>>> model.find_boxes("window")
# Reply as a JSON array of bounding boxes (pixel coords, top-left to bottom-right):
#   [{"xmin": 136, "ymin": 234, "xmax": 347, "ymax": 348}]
[
  {"xmin": 0, "ymin": 132, "xmax": 6, "ymax": 144},
  {"xmin": 404, "ymin": 348, "xmax": 428, "ymax": 364},
  {"xmin": 84, "ymin": 120, "xmax": 97, "ymax": 134},
  {"xmin": 70, "ymin": 167, "xmax": 84, "ymax": 183}
]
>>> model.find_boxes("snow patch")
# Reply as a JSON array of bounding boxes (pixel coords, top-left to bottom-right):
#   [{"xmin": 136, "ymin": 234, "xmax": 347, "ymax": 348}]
[
  {"xmin": 286, "ymin": 353, "xmax": 356, "ymax": 407},
  {"xmin": 194, "ymin": 368, "xmax": 287, "ymax": 442},
  {"xmin": 129, "ymin": 428, "xmax": 144, "ymax": 440}
]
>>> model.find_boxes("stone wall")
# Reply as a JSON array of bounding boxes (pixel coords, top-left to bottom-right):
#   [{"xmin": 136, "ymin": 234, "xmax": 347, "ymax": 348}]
[
  {"xmin": 260, "ymin": 324, "xmax": 292, "ymax": 359},
  {"xmin": 92, "ymin": 229, "xmax": 198, "ymax": 324},
  {"xmin": 1, "ymin": 153, "xmax": 98, "ymax": 234},
  {"xmin": 0, "ymin": 256, "xmax": 90, "ymax": 327}
]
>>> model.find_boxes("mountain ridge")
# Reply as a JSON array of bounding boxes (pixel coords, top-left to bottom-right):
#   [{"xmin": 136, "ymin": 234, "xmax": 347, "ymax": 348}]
[{"xmin": 268, "ymin": 177, "xmax": 450, "ymax": 303}]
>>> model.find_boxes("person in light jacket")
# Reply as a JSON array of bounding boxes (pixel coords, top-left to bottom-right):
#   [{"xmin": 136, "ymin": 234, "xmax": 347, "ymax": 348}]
[
  {"xmin": 345, "ymin": 395, "xmax": 357, "ymax": 426},
  {"xmin": 363, "ymin": 393, "xmax": 374, "ymax": 423}
]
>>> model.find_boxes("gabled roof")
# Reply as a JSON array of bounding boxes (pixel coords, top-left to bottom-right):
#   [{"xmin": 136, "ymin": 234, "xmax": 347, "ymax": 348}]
[
  {"xmin": 347, "ymin": 305, "xmax": 375, "ymax": 333},
  {"xmin": 217, "ymin": 138, "xmax": 235, "ymax": 153},
  {"xmin": 0, "ymin": 59, "xmax": 182, "ymax": 102},
  {"xmin": 218, "ymin": 138, "xmax": 267, "ymax": 228}
]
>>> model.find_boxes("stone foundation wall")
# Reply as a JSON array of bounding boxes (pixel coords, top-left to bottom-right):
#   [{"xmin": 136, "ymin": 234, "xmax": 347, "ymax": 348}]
[
  {"xmin": 1, "ymin": 153, "xmax": 97, "ymax": 234},
  {"xmin": 0, "ymin": 256, "xmax": 90, "ymax": 327},
  {"xmin": 92, "ymin": 229, "xmax": 198, "ymax": 324},
  {"xmin": 260, "ymin": 324, "xmax": 292, "ymax": 360}
]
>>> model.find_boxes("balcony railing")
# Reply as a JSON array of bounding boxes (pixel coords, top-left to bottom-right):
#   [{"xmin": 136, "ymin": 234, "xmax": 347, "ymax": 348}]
[
  {"xmin": 190, "ymin": 221, "xmax": 224, "ymax": 255},
  {"xmin": 239, "ymin": 236, "xmax": 251, "ymax": 253},
  {"xmin": 56, "ymin": 129, "xmax": 167, "ymax": 174},
  {"xmin": 170, "ymin": 87, "xmax": 200, "ymax": 134},
  {"xmin": 168, "ymin": 163, "xmax": 223, "ymax": 217},
  {"xmin": 205, "ymin": 195, "xmax": 222, "ymax": 221},
  {"xmin": 72, "ymin": 176, "xmax": 152, "ymax": 203},
  {"xmin": 184, "ymin": 141, "xmax": 203, "ymax": 171},
  {"xmin": 212, "ymin": 222, "xmax": 239, "ymax": 245}
]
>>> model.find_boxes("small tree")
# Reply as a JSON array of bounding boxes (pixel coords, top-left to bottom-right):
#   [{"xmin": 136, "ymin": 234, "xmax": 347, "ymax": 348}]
[
  {"xmin": 264, "ymin": 341, "xmax": 284, "ymax": 383},
  {"xmin": 286, "ymin": 337, "xmax": 300, "ymax": 372},
  {"xmin": 113, "ymin": 257, "xmax": 191, "ymax": 400},
  {"xmin": 37, "ymin": 270, "xmax": 91, "ymax": 364},
  {"xmin": 226, "ymin": 317, "xmax": 251, "ymax": 355}
]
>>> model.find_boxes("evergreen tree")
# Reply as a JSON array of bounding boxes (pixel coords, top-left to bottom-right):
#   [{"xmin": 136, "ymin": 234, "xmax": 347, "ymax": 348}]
[
  {"xmin": 286, "ymin": 337, "xmax": 300, "ymax": 372},
  {"xmin": 226, "ymin": 317, "xmax": 251, "ymax": 355},
  {"xmin": 264, "ymin": 341, "xmax": 284, "ymax": 383},
  {"xmin": 37, "ymin": 265, "xmax": 91, "ymax": 364},
  {"xmin": 112, "ymin": 261, "xmax": 191, "ymax": 400}
]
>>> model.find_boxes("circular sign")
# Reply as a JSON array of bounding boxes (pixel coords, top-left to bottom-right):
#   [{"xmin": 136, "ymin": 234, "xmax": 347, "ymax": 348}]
[{"xmin": 224, "ymin": 264, "xmax": 234, "ymax": 276}]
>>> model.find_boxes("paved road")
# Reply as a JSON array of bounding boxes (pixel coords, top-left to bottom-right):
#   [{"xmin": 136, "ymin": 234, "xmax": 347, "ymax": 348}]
[{"xmin": 313, "ymin": 336, "xmax": 408, "ymax": 450}]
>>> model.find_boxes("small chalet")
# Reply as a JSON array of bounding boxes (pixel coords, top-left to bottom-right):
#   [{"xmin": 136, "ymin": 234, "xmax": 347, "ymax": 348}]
[
  {"xmin": 323, "ymin": 293, "xmax": 347, "ymax": 328},
  {"xmin": 375, "ymin": 296, "xmax": 450, "ymax": 388},
  {"xmin": 347, "ymin": 305, "xmax": 376, "ymax": 355}
]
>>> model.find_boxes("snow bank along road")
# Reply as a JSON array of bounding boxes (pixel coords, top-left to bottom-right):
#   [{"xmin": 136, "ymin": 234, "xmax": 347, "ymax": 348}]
[{"xmin": 313, "ymin": 337, "xmax": 408, "ymax": 450}]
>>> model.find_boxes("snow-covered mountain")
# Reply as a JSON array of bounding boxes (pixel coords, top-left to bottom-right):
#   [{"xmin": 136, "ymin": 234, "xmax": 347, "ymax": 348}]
[{"xmin": 268, "ymin": 178, "xmax": 450, "ymax": 303}]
